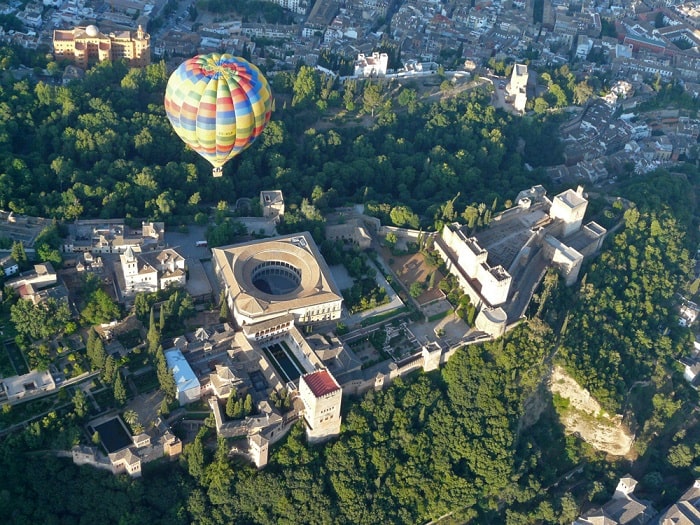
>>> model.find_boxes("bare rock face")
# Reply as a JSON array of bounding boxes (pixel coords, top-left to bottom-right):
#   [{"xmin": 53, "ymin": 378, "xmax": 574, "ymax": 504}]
[{"xmin": 549, "ymin": 366, "xmax": 634, "ymax": 457}]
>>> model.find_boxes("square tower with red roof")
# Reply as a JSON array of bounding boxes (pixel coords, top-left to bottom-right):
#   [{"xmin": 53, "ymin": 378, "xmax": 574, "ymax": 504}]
[{"xmin": 299, "ymin": 369, "xmax": 342, "ymax": 444}]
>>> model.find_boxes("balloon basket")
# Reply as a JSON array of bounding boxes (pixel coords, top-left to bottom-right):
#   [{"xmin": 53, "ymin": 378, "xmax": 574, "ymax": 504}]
[{"xmin": 212, "ymin": 167, "xmax": 223, "ymax": 177}]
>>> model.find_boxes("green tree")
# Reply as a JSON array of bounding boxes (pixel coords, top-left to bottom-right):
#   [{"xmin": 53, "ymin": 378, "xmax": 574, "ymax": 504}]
[
  {"xmin": 219, "ymin": 291, "xmax": 229, "ymax": 321},
  {"xmin": 11, "ymin": 298, "xmax": 71, "ymax": 339},
  {"xmin": 147, "ymin": 306, "xmax": 160, "ymax": 354},
  {"xmin": 184, "ymin": 436, "xmax": 206, "ymax": 480},
  {"xmin": 123, "ymin": 409, "xmax": 138, "ymax": 428},
  {"xmin": 549, "ymin": 84, "xmax": 568, "ymax": 107},
  {"xmin": 343, "ymin": 80, "xmax": 356, "ymax": 111},
  {"xmin": 133, "ymin": 293, "xmax": 153, "ymax": 323},
  {"xmin": 668, "ymin": 444, "xmax": 694, "ymax": 468},
  {"xmin": 206, "ymin": 437, "xmax": 234, "ymax": 506},
  {"xmin": 72, "ymin": 389, "xmax": 88, "ymax": 418},
  {"xmin": 390, "ymin": 205, "xmax": 420, "ymax": 228},
  {"xmin": 534, "ymin": 97, "xmax": 549, "ymax": 114},
  {"xmin": 81, "ymin": 288, "xmax": 121, "ymax": 325},
  {"xmin": 156, "ymin": 346, "xmax": 176, "ymax": 399},
  {"xmin": 573, "ymin": 80, "xmax": 594, "ymax": 105},
  {"xmin": 225, "ymin": 394, "xmax": 237, "ymax": 418},
  {"xmin": 363, "ymin": 82, "xmax": 382, "ymax": 117},
  {"xmin": 102, "ymin": 355, "xmax": 116, "ymax": 384},
  {"xmin": 397, "ymin": 88, "xmax": 419, "ymax": 114},
  {"xmin": 207, "ymin": 218, "xmax": 246, "ymax": 248},
  {"xmin": 10, "ymin": 241, "xmax": 27, "ymax": 269},
  {"xmin": 113, "ymin": 372, "xmax": 127, "ymax": 406},
  {"xmin": 159, "ymin": 303, "xmax": 167, "ymax": 332},
  {"xmin": 292, "ymin": 66, "xmax": 320, "ymax": 107},
  {"xmin": 159, "ymin": 396, "xmax": 170, "ymax": 416},
  {"xmin": 86, "ymin": 328, "xmax": 106, "ymax": 370},
  {"xmin": 409, "ymin": 281, "xmax": 425, "ymax": 298}
]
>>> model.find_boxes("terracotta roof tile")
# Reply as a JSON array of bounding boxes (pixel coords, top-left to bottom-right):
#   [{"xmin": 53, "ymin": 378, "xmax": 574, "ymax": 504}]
[{"xmin": 303, "ymin": 370, "xmax": 340, "ymax": 398}]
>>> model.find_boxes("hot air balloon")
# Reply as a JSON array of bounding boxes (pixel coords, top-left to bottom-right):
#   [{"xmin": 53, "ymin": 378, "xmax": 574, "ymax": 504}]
[{"xmin": 164, "ymin": 53, "xmax": 273, "ymax": 177}]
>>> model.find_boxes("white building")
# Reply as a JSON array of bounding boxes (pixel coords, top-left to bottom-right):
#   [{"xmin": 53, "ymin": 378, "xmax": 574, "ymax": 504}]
[
  {"xmin": 270, "ymin": 0, "xmax": 306, "ymax": 14},
  {"xmin": 656, "ymin": 479, "xmax": 700, "ymax": 523},
  {"xmin": 63, "ymin": 220, "xmax": 164, "ymax": 254},
  {"xmin": 120, "ymin": 246, "xmax": 158, "ymax": 295},
  {"xmin": 119, "ymin": 246, "xmax": 186, "ymax": 296},
  {"xmin": 439, "ymin": 228, "xmax": 512, "ymax": 307},
  {"xmin": 576, "ymin": 35, "xmax": 593, "ymax": 58},
  {"xmin": 260, "ymin": 190, "xmax": 285, "ymax": 220},
  {"xmin": 0, "ymin": 369, "xmax": 56, "ymax": 404},
  {"xmin": 575, "ymin": 476, "xmax": 656, "ymax": 524},
  {"xmin": 6, "ymin": 262, "xmax": 57, "ymax": 292},
  {"xmin": 507, "ymin": 63, "xmax": 529, "ymax": 113},
  {"xmin": 354, "ymin": 52, "xmax": 388, "ymax": 77},
  {"xmin": 0, "ymin": 255, "xmax": 18, "ymax": 277},
  {"xmin": 549, "ymin": 187, "xmax": 587, "ymax": 238}
]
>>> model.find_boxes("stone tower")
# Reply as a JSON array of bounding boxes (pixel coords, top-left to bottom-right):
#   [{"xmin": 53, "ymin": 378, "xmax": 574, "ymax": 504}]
[
  {"xmin": 549, "ymin": 186, "xmax": 588, "ymax": 238},
  {"xmin": 299, "ymin": 370, "xmax": 342, "ymax": 444}
]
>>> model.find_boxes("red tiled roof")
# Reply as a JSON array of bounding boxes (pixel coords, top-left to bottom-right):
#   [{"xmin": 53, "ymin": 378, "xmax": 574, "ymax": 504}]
[{"xmin": 303, "ymin": 370, "xmax": 340, "ymax": 398}]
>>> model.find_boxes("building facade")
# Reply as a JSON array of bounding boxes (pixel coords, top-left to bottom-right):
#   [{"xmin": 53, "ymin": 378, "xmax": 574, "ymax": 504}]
[
  {"xmin": 354, "ymin": 52, "xmax": 389, "ymax": 77},
  {"xmin": 53, "ymin": 25, "xmax": 150, "ymax": 68}
]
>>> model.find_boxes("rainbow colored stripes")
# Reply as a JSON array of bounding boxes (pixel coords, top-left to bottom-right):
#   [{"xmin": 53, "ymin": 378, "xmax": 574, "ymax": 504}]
[{"xmin": 164, "ymin": 53, "xmax": 272, "ymax": 171}]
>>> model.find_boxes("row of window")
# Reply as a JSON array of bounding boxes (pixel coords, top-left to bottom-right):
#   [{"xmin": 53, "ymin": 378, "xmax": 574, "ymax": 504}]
[{"xmin": 253, "ymin": 260, "xmax": 301, "ymax": 278}]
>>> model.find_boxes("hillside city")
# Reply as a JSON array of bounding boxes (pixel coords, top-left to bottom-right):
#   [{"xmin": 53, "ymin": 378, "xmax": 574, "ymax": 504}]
[
  {"xmin": 0, "ymin": 0, "xmax": 700, "ymax": 523},
  {"xmin": 2, "ymin": 0, "xmax": 700, "ymax": 184}
]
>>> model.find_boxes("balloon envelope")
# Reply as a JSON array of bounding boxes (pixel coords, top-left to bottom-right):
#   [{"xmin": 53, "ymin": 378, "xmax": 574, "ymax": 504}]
[{"xmin": 164, "ymin": 53, "xmax": 272, "ymax": 174}]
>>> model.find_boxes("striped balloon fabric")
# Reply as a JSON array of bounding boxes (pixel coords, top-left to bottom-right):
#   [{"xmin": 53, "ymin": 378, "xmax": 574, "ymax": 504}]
[{"xmin": 164, "ymin": 53, "xmax": 273, "ymax": 176}]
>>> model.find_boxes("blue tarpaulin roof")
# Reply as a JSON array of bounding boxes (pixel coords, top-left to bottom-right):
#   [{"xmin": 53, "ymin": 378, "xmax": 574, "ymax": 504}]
[{"xmin": 164, "ymin": 348, "xmax": 200, "ymax": 394}]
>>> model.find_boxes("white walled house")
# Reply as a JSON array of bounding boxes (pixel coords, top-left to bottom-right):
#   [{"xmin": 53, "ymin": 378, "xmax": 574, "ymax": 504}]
[{"xmin": 119, "ymin": 247, "xmax": 186, "ymax": 296}]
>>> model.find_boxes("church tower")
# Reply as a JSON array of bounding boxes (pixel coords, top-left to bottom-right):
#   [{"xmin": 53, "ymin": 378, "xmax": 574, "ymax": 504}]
[{"xmin": 122, "ymin": 246, "xmax": 138, "ymax": 278}]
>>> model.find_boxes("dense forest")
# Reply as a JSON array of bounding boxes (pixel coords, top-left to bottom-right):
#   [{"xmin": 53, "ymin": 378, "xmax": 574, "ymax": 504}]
[
  {"xmin": 0, "ymin": 51, "xmax": 699, "ymax": 523},
  {"xmin": 0, "ymin": 323, "xmax": 573, "ymax": 524},
  {"xmin": 0, "ymin": 57, "xmax": 558, "ymax": 229}
]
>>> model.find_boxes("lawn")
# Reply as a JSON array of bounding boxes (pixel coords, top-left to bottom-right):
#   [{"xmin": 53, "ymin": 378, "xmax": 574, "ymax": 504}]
[
  {"xmin": 0, "ymin": 346, "xmax": 15, "ymax": 377},
  {"xmin": 131, "ymin": 369, "xmax": 159, "ymax": 394},
  {"xmin": 117, "ymin": 329, "xmax": 143, "ymax": 349},
  {"xmin": 5, "ymin": 341, "xmax": 28, "ymax": 376},
  {"xmin": 360, "ymin": 306, "xmax": 409, "ymax": 327}
]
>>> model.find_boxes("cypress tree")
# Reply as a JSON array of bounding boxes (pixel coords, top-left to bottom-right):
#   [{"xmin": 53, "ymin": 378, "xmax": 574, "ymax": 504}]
[
  {"xmin": 113, "ymin": 372, "xmax": 127, "ymax": 406},
  {"xmin": 219, "ymin": 291, "xmax": 229, "ymax": 321},
  {"xmin": 225, "ymin": 394, "xmax": 236, "ymax": 418},
  {"xmin": 147, "ymin": 307, "xmax": 159, "ymax": 354},
  {"xmin": 243, "ymin": 393, "xmax": 253, "ymax": 416}
]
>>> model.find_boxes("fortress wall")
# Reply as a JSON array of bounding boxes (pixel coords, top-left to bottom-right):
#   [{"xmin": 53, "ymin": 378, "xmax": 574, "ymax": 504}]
[{"xmin": 378, "ymin": 226, "xmax": 427, "ymax": 244}]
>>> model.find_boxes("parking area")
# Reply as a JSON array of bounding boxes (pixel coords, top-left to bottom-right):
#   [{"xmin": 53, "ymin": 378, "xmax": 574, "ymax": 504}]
[{"xmin": 163, "ymin": 225, "xmax": 210, "ymax": 260}]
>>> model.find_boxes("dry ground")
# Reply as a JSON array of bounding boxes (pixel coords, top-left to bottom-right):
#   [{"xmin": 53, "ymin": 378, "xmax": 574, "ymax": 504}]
[
  {"xmin": 549, "ymin": 366, "xmax": 634, "ymax": 457},
  {"xmin": 378, "ymin": 246, "xmax": 445, "ymax": 306}
]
